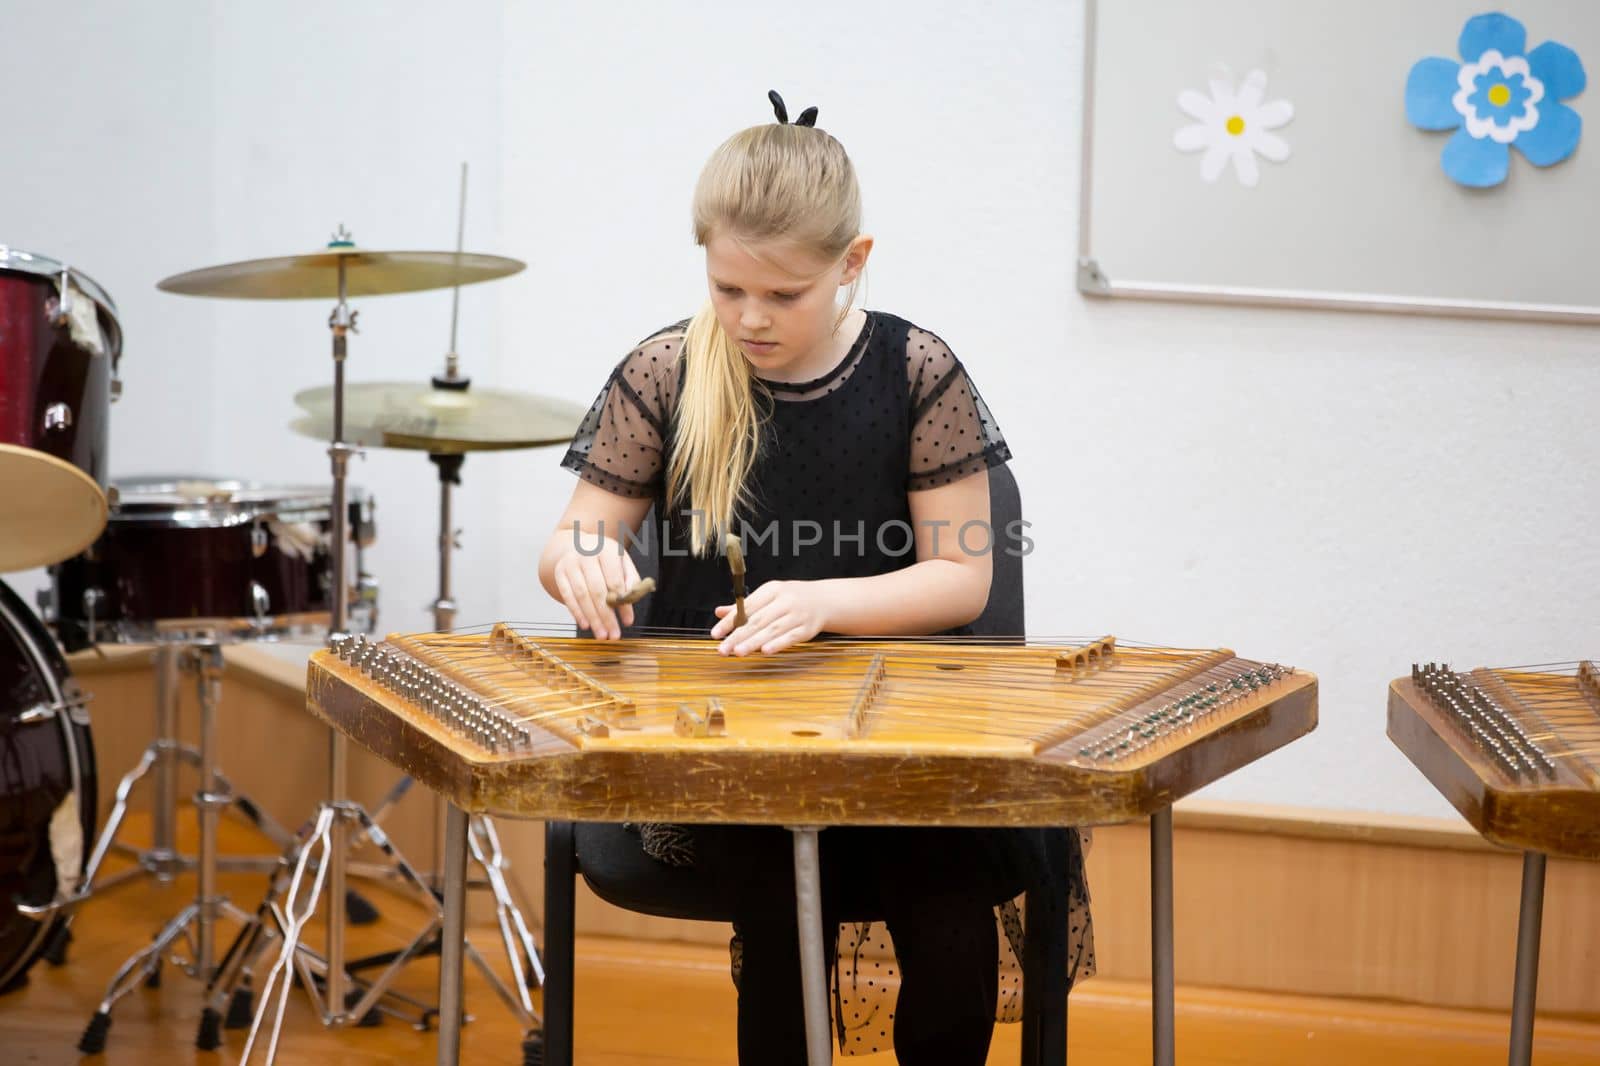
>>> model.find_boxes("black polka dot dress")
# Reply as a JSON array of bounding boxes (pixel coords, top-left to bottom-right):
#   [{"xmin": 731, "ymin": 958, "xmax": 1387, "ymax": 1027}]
[{"xmin": 561, "ymin": 310, "xmax": 1012, "ymax": 632}]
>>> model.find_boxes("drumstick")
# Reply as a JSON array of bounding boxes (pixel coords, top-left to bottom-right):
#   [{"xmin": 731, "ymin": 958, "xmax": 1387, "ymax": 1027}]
[
  {"xmin": 725, "ymin": 534, "xmax": 747, "ymax": 629},
  {"xmin": 605, "ymin": 577, "xmax": 655, "ymax": 607}
]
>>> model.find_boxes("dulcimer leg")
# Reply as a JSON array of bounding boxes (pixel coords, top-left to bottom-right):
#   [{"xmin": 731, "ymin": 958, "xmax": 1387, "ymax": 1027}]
[
  {"xmin": 1508, "ymin": 851, "xmax": 1546, "ymax": 1066},
  {"xmin": 1151, "ymin": 807, "xmax": 1175, "ymax": 1066},
  {"xmin": 437, "ymin": 805, "xmax": 470, "ymax": 1066},
  {"xmin": 790, "ymin": 827, "xmax": 832, "ymax": 1066}
]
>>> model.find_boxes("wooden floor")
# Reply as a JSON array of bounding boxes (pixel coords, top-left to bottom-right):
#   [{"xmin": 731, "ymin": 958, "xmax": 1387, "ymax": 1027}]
[{"xmin": 3, "ymin": 818, "xmax": 1598, "ymax": 1065}]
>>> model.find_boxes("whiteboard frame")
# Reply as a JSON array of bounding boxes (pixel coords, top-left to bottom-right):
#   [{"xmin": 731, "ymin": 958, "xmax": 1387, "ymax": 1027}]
[{"xmin": 1075, "ymin": 0, "xmax": 1600, "ymax": 325}]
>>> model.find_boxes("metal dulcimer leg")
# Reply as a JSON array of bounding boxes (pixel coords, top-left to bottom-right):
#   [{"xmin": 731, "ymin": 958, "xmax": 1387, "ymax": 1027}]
[
  {"xmin": 790, "ymin": 826, "xmax": 832, "ymax": 1066},
  {"xmin": 1508, "ymin": 851, "xmax": 1546, "ymax": 1066},
  {"xmin": 1151, "ymin": 807, "xmax": 1175, "ymax": 1066}
]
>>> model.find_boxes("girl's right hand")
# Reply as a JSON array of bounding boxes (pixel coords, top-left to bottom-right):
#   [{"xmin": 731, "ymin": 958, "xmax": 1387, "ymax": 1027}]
[{"xmin": 549, "ymin": 537, "xmax": 642, "ymax": 640}]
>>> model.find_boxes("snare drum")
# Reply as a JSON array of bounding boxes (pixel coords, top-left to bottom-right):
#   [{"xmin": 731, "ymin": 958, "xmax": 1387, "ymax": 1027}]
[
  {"xmin": 51, "ymin": 478, "xmax": 377, "ymax": 649},
  {"xmin": 0, "ymin": 248, "xmax": 123, "ymax": 573}
]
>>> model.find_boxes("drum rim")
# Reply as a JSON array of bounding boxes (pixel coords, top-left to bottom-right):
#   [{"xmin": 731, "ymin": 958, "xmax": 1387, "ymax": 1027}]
[
  {"xmin": 0, "ymin": 579, "xmax": 91, "ymax": 991},
  {"xmin": 0, "ymin": 247, "xmax": 124, "ymax": 365},
  {"xmin": 107, "ymin": 477, "xmax": 369, "ymax": 525},
  {"xmin": 0, "ymin": 246, "xmax": 120, "ymax": 318}
]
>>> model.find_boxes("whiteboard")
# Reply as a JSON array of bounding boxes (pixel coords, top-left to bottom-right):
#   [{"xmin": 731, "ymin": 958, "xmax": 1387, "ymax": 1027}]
[{"xmin": 1078, "ymin": 0, "xmax": 1600, "ymax": 321}]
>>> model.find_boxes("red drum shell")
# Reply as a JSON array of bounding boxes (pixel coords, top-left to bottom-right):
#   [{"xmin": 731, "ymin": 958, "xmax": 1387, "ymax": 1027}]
[
  {"xmin": 52, "ymin": 479, "xmax": 376, "ymax": 649},
  {"xmin": 0, "ymin": 251, "xmax": 122, "ymax": 571}
]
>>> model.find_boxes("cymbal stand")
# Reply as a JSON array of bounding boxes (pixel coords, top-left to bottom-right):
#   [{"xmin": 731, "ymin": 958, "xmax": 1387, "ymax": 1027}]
[
  {"xmin": 204, "ymin": 237, "xmax": 448, "ymax": 1061},
  {"xmin": 358, "ymin": 177, "xmax": 547, "ymax": 1054}
]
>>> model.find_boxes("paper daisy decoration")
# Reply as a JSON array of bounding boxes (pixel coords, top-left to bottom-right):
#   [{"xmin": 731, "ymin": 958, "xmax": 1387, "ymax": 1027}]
[
  {"xmin": 1174, "ymin": 70, "xmax": 1294, "ymax": 187},
  {"xmin": 1405, "ymin": 12, "xmax": 1586, "ymax": 189}
]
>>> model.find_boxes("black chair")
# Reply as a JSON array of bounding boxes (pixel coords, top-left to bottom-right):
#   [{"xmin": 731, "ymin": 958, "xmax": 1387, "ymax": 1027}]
[{"xmin": 543, "ymin": 464, "xmax": 1072, "ymax": 1064}]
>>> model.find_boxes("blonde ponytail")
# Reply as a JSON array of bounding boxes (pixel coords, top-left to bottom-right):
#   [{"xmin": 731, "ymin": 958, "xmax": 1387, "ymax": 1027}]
[{"xmin": 666, "ymin": 304, "xmax": 768, "ymax": 555}]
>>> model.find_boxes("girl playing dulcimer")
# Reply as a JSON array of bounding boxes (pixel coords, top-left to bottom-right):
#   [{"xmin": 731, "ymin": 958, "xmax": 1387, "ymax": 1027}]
[{"xmin": 539, "ymin": 90, "xmax": 1092, "ymax": 1064}]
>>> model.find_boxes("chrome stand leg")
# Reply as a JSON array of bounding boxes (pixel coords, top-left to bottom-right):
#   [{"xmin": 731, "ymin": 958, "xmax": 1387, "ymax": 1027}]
[
  {"xmin": 465, "ymin": 815, "xmax": 542, "ymax": 1023},
  {"xmin": 193, "ymin": 644, "xmax": 225, "ymax": 981},
  {"xmin": 790, "ymin": 826, "xmax": 831, "ymax": 1066},
  {"xmin": 1151, "ymin": 808, "xmax": 1174, "ymax": 1066},
  {"xmin": 1508, "ymin": 851, "xmax": 1546, "ymax": 1066},
  {"xmin": 54, "ymin": 746, "xmax": 161, "ymax": 907},
  {"xmin": 72, "ymin": 643, "xmax": 246, "ymax": 1055},
  {"xmin": 77, "ymin": 901, "xmax": 200, "ymax": 1051},
  {"xmin": 437, "ymin": 804, "xmax": 469, "ymax": 1066},
  {"xmin": 31, "ymin": 645, "xmax": 288, "ymax": 925},
  {"xmin": 151, "ymin": 645, "xmax": 181, "ymax": 866},
  {"xmin": 242, "ymin": 807, "xmax": 335, "ymax": 1065},
  {"xmin": 230, "ymin": 801, "xmax": 445, "ymax": 1060}
]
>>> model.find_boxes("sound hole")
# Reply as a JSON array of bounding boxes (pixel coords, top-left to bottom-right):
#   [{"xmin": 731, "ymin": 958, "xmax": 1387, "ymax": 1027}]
[
  {"xmin": 791, "ymin": 729, "xmax": 821, "ymax": 737},
  {"xmin": 936, "ymin": 663, "xmax": 965, "ymax": 671}
]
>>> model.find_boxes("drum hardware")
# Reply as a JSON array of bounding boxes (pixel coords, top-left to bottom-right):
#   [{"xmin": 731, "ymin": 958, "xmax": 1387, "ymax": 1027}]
[
  {"xmin": 14, "ymin": 691, "xmax": 93, "ymax": 727},
  {"xmin": 72, "ymin": 642, "xmax": 287, "ymax": 1055},
  {"xmin": 41, "ymin": 476, "xmax": 385, "ymax": 1050},
  {"xmin": 81, "ymin": 588, "xmax": 103, "ymax": 646},
  {"xmin": 334, "ymin": 446, "xmax": 547, "ymax": 1053},
  {"xmin": 250, "ymin": 583, "xmax": 271, "ymax": 625},
  {"xmin": 15, "ymin": 645, "xmax": 298, "ymax": 910},
  {"xmin": 156, "ymin": 222, "xmax": 530, "ymax": 1060}
]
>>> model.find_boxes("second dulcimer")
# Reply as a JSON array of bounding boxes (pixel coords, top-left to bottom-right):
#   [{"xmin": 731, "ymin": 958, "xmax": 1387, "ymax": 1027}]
[
  {"xmin": 306, "ymin": 626, "xmax": 1318, "ymax": 826},
  {"xmin": 1389, "ymin": 660, "xmax": 1600, "ymax": 859}
]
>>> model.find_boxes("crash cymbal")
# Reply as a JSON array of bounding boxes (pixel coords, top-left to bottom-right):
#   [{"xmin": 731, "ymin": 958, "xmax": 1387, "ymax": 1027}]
[
  {"xmin": 157, "ymin": 246, "xmax": 525, "ymax": 300},
  {"xmin": 0, "ymin": 446, "xmax": 107, "ymax": 572},
  {"xmin": 291, "ymin": 382, "xmax": 587, "ymax": 453}
]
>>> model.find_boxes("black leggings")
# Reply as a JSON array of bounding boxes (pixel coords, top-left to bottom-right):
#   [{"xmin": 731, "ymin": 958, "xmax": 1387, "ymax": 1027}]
[
  {"xmin": 683, "ymin": 825, "xmax": 1026, "ymax": 1066},
  {"xmin": 735, "ymin": 891, "xmax": 999, "ymax": 1064}
]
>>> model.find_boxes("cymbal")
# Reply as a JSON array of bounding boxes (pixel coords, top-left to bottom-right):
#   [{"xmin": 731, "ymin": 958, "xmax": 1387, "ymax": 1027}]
[
  {"xmin": 291, "ymin": 382, "xmax": 588, "ymax": 453},
  {"xmin": 157, "ymin": 246, "xmax": 525, "ymax": 300},
  {"xmin": 0, "ymin": 445, "xmax": 107, "ymax": 572}
]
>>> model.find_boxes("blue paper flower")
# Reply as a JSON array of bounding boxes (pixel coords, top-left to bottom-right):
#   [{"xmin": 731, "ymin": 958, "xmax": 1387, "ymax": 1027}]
[{"xmin": 1405, "ymin": 12, "xmax": 1586, "ymax": 188}]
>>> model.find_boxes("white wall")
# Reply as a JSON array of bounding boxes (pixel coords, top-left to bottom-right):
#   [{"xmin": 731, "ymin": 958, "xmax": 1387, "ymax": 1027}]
[
  {"xmin": 496, "ymin": 0, "xmax": 1600, "ymax": 819},
  {"xmin": 3, "ymin": 1, "xmax": 512, "ymax": 647},
  {"xmin": 4, "ymin": 1, "xmax": 1595, "ymax": 818}
]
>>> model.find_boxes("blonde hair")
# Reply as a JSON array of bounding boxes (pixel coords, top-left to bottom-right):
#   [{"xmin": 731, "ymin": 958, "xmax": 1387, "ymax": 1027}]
[{"xmin": 667, "ymin": 122, "xmax": 863, "ymax": 555}]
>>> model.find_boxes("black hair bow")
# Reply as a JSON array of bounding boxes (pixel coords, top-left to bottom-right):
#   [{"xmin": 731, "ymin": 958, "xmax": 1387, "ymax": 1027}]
[{"xmin": 767, "ymin": 89, "xmax": 818, "ymax": 128}]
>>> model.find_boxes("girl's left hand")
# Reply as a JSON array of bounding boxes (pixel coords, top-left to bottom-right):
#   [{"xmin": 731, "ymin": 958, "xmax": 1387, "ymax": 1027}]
[{"xmin": 711, "ymin": 580, "xmax": 833, "ymax": 656}]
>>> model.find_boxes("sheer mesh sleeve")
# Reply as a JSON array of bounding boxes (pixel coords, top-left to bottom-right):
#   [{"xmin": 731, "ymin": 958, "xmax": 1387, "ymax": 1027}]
[
  {"xmin": 905, "ymin": 327, "xmax": 1012, "ymax": 491},
  {"xmin": 560, "ymin": 326, "xmax": 684, "ymax": 498}
]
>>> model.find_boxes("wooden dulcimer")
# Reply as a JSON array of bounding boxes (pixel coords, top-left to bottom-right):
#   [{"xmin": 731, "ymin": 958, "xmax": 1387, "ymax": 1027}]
[
  {"xmin": 305, "ymin": 626, "xmax": 1317, "ymax": 826},
  {"xmin": 1389, "ymin": 660, "xmax": 1600, "ymax": 859}
]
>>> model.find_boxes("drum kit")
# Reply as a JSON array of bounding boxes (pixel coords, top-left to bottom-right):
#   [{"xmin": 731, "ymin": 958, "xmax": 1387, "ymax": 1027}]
[{"xmin": 0, "ymin": 181, "xmax": 586, "ymax": 1064}]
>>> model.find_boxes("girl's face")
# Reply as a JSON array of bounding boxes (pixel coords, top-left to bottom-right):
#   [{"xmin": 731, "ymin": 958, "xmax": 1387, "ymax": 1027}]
[{"xmin": 704, "ymin": 231, "xmax": 870, "ymax": 379}]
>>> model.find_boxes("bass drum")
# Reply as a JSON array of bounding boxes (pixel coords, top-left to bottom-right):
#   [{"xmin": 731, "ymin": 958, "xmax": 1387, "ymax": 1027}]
[{"xmin": 0, "ymin": 578, "xmax": 96, "ymax": 993}]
